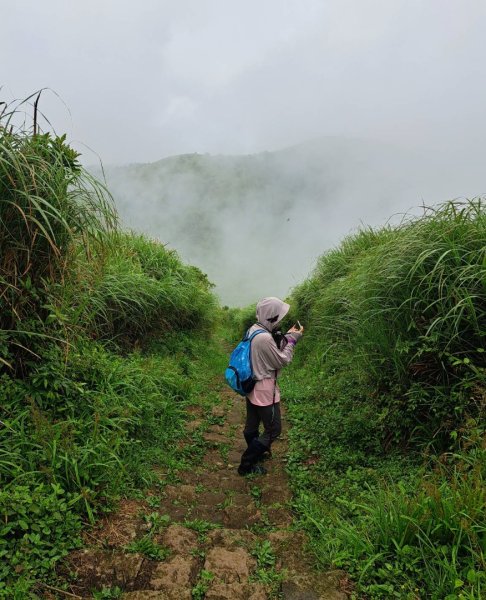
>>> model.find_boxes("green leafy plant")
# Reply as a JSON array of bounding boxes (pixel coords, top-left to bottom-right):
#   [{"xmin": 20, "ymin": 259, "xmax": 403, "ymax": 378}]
[
  {"xmin": 183, "ymin": 519, "xmax": 221, "ymax": 535},
  {"xmin": 191, "ymin": 569, "xmax": 214, "ymax": 600},
  {"xmin": 216, "ymin": 490, "xmax": 235, "ymax": 510},
  {"xmin": 251, "ymin": 540, "xmax": 284, "ymax": 596},
  {"xmin": 250, "ymin": 485, "xmax": 262, "ymax": 505},
  {"xmin": 143, "ymin": 512, "xmax": 171, "ymax": 533},
  {"xmin": 93, "ymin": 586, "xmax": 123, "ymax": 599},
  {"xmin": 126, "ymin": 536, "xmax": 171, "ymax": 561},
  {"xmin": 146, "ymin": 495, "xmax": 162, "ymax": 509},
  {"xmin": 219, "ymin": 443, "xmax": 230, "ymax": 462},
  {"xmin": 0, "ymin": 482, "xmax": 82, "ymax": 594}
]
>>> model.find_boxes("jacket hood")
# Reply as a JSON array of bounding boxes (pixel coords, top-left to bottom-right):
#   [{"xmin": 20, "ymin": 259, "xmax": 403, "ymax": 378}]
[{"xmin": 256, "ymin": 297, "xmax": 290, "ymax": 331}]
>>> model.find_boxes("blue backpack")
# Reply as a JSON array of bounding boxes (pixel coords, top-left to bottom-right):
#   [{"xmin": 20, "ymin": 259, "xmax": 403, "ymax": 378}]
[{"xmin": 225, "ymin": 329, "xmax": 266, "ymax": 395}]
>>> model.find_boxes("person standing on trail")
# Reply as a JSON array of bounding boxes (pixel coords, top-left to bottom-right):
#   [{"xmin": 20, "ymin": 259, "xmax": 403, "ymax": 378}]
[{"xmin": 238, "ymin": 297, "xmax": 304, "ymax": 476}]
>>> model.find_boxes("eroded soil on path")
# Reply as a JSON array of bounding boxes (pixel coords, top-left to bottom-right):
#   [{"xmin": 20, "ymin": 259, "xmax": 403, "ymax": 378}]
[{"xmin": 60, "ymin": 388, "xmax": 349, "ymax": 600}]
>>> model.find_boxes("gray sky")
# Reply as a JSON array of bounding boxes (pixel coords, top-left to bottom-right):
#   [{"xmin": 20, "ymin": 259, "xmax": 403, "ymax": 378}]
[{"xmin": 3, "ymin": 1, "xmax": 486, "ymax": 165}]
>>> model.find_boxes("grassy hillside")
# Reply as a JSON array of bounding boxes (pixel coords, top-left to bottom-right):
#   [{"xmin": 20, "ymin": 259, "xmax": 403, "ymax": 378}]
[
  {"xmin": 279, "ymin": 201, "xmax": 485, "ymax": 599},
  {"xmin": 0, "ymin": 112, "xmax": 221, "ymax": 597}
]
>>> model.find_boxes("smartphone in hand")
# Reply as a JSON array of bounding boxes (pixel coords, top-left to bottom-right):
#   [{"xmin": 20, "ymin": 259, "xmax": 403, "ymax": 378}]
[{"xmin": 290, "ymin": 321, "xmax": 303, "ymax": 332}]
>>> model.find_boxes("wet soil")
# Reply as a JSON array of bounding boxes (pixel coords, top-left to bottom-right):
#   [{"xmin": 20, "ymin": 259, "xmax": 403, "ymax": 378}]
[{"xmin": 57, "ymin": 387, "xmax": 349, "ymax": 599}]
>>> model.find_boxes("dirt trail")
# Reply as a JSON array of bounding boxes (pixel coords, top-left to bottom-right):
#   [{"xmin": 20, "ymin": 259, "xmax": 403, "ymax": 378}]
[{"xmin": 63, "ymin": 386, "xmax": 348, "ymax": 600}]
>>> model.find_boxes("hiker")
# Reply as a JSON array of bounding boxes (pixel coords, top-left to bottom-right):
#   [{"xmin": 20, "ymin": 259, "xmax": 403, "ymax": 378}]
[{"xmin": 238, "ymin": 297, "xmax": 304, "ymax": 476}]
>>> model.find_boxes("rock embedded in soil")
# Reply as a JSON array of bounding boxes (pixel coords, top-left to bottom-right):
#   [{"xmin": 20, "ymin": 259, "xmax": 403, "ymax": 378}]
[
  {"xmin": 148, "ymin": 555, "xmax": 198, "ymax": 599},
  {"xmin": 205, "ymin": 580, "xmax": 267, "ymax": 600},
  {"xmin": 204, "ymin": 431, "xmax": 229, "ymax": 444},
  {"xmin": 163, "ymin": 484, "xmax": 196, "ymax": 504},
  {"xmin": 282, "ymin": 581, "xmax": 321, "ymax": 600},
  {"xmin": 207, "ymin": 527, "xmax": 257, "ymax": 550},
  {"xmin": 282, "ymin": 573, "xmax": 349, "ymax": 600},
  {"xmin": 228, "ymin": 449, "xmax": 243, "ymax": 463},
  {"xmin": 211, "ymin": 405, "xmax": 226, "ymax": 418},
  {"xmin": 222, "ymin": 504, "xmax": 262, "ymax": 528},
  {"xmin": 197, "ymin": 490, "xmax": 227, "ymax": 506},
  {"xmin": 261, "ymin": 482, "xmax": 292, "ymax": 504},
  {"xmin": 69, "ymin": 549, "xmax": 144, "ymax": 589},
  {"xmin": 266, "ymin": 505, "xmax": 293, "ymax": 527},
  {"xmin": 204, "ymin": 546, "xmax": 255, "ymax": 583},
  {"xmin": 155, "ymin": 524, "xmax": 198, "ymax": 555}
]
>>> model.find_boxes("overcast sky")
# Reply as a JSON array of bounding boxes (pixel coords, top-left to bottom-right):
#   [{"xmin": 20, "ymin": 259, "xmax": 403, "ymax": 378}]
[{"xmin": 3, "ymin": 1, "xmax": 486, "ymax": 165}]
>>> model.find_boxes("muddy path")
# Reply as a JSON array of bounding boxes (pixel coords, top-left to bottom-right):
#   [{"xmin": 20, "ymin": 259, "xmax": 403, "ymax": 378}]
[{"xmin": 60, "ymin": 385, "xmax": 349, "ymax": 600}]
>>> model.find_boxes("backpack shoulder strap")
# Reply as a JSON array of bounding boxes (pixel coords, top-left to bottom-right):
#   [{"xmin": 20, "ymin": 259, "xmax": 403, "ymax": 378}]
[{"xmin": 246, "ymin": 328, "xmax": 266, "ymax": 342}]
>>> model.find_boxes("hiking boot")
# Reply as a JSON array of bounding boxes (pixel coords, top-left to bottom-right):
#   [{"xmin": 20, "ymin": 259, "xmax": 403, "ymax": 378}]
[
  {"xmin": 238, "ymin": 439, "xmax": 268, "ymax": 474},
  {"xmin": 238, "ymin": 464, "xmax": 267, "ymax": 476},
  {"xmin": 258, "ymin": 449, "xmax": 272, "ymax": 462}
]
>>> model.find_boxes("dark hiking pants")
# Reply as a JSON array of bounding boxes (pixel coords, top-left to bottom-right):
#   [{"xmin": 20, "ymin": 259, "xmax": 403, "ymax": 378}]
[
  {"xmin": 239, "ymin": 399, "xmax": 282, "ymax": 473},
  {"xmin": 243, "ymin": 398, "xmax": 282, "ymax": 449}
]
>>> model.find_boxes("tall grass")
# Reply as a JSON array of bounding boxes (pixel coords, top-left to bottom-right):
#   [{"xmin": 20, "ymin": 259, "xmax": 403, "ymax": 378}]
[
  {"xmin": 282, "ymin": 200, "xmax": 485, "ymax": 598},
  {"xmin": 70, "ymin": 232, "xmax": 217, "ymax": 347},
  {"xmin": 0, "ymin": 98, "xmax": 221, "ymax": 596},
  {"xmin": 292, "ymin": 200, "xmax": 485, "ymax": 446},
  {"xmin": 300, "ymin": 433, "xmax": 485, "ymax": 598},
  {"xmin": 0, "ymin": 102, "xmax": 116, "ymax": 373}
]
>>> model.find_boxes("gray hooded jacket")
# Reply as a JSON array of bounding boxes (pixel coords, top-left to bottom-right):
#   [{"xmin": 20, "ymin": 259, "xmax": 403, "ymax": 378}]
[{"xmin": 248, "ymin": 297, "xmax": 302, "ymax": 382}]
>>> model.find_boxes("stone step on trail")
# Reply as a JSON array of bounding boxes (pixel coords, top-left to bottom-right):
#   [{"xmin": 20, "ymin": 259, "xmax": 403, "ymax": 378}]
[{"xmin": 61, "ymin": 384, "xmax": 348, "ymax": 599}]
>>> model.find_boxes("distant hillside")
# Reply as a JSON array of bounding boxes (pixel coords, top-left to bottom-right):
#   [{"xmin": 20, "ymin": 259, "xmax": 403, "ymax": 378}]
[{"xmin": 95, "ymin": 137, "xmax": 485, "ymax": 305}]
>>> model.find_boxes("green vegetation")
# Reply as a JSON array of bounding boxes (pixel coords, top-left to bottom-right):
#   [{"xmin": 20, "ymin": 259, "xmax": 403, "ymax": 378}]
[
  {"xmin": 125, "ymin": 510, "xmax": 172, "ymax": 560},
  {"xmin": 191, "ymin": 569, "xmax": 215, "ymax": 600},
  {"xmin": 0, "ymin": 104, "xmax": 221, "ymax": 597},
  {"xmin": 3, "ymin": 98, "xmax": 485, "ymax": 599},
  {"xmin": 125, "ymin": 535, "xmax": 171, "ymax": 561},
  {"xmin": 92, "ymin": 587, "xmax": 122, "ymax": 599},
  {"xmin": 279, "ymin": 201, "xmax": 486, "ymax": 599},
  {"xmin": 183, "ymin": 519, "xmax": 221, "ymax": 542},
  {"xmin": 251, "ymin": 539, "xmax": 284, "ymax": 596}
]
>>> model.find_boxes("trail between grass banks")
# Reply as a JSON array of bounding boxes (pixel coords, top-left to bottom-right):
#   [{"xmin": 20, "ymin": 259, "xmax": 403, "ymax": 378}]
[{"xmin": 63, "ymin": 379, "xmax": 348, "ymax": 599}]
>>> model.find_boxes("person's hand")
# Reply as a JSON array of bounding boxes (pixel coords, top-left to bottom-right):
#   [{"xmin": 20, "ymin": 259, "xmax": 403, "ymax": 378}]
[{"xmin": 287, "ymin": 323, "xmax": 304, "ymax": 335}]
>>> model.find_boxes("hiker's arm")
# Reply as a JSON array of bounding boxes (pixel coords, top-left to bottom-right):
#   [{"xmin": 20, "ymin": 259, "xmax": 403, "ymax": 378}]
[{"xmin": 260, "ymin": 335, "xmax": 300, "ymax": 369}]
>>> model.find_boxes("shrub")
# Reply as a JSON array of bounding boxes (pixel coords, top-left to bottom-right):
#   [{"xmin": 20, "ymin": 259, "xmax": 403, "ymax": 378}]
[
  {"xmin": 0, "ymin": 481, "xmax": 82, "ymax": 596},
  {"xmin": 62, "ymin": 232, "xmax": 217, "ymax": 349}
]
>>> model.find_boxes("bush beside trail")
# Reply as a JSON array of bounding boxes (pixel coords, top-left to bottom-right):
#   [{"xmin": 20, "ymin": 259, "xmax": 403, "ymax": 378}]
[
  {"xmin": 78, "ymin": 231, "xmax": 217, "ymax": 347},
  {"xmin": 0, "ymin": 107, "xmax": 220, "ymax": 597},
  {"xmin": 281, "ymin": 201, "xmax": 485, "ymax": 599}
]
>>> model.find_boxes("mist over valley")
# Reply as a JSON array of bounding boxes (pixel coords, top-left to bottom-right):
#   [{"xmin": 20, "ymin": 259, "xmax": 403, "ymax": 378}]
[{"xmin": 98, "ymin": 136, "xmax": 484, "ymax": 306}]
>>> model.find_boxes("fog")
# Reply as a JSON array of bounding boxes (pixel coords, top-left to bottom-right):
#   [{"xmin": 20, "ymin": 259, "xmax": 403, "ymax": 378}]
[
  {"xmin": 99, "ymin": 137, "xmax": 485, "ymax": 305},
  {"xmin": 3, "ymin": 1, "xmax": 486, "ymax": 305}
]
